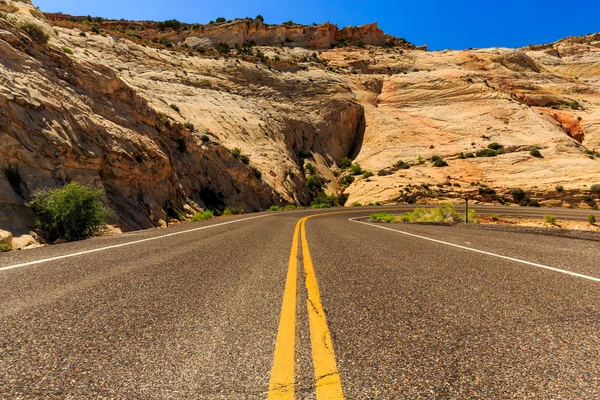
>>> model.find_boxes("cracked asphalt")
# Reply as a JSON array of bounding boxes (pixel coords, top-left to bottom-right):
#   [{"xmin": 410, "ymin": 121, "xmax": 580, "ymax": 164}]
[{"xmin": 1, "ymin": 206, "xmax": 599, "ymax": 399}]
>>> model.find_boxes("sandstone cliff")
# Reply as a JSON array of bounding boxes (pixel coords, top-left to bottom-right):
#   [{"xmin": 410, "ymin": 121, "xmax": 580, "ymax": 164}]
[{"xmin": 1, "ymin": 0, "xmax": 599, "ymax": 246}]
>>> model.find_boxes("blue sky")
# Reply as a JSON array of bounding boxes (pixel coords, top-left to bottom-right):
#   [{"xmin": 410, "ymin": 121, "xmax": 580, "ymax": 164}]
[{"xmin": 35, "ymin": 0, "xmax": 600, "ymax": 50}]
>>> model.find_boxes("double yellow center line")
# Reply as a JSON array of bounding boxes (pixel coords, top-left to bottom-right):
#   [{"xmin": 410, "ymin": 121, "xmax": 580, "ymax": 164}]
[{"xmin": 268, "ymin": 216, "xmax": 344, "ymax": 400}]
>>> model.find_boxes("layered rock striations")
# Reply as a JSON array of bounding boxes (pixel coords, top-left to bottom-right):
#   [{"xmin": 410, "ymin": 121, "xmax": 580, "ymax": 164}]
[{"xmin": 1, "ymin": 0, "xmax": 599, "ymax": 244}]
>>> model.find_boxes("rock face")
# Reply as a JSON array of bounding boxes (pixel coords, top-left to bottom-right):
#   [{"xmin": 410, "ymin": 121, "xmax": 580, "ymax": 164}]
[
  {"xmin": 45, "ymin": 14, "xmax": 396, "ymax": 50},
  {"xmin": 1, "ymin": 0, "xmax": 600, "ymax": 241}
]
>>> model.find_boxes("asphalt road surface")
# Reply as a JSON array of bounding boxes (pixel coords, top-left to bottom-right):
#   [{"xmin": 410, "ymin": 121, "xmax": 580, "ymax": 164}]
[{"xmin": 1, "ymin": 206, "xmax": 600, "ymax": 399}]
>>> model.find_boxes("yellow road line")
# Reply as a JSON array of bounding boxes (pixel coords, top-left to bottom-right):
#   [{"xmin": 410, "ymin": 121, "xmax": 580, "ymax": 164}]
[
  {"xmin": 268, "ymin": 219, "xmax": 302, "ymax": 400},
  {"xmin": 301, "ymin": 218, "xmax": 344, "ymax": 400},
  {"xmin": 269, "ymin": 210, "xmax": 388, "ymax": 399}
]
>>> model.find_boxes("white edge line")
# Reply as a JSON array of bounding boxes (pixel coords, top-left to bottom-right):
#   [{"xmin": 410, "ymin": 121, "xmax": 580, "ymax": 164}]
[
  {"xmin": 0, "ymin": 213, "xmax": 274, "ymax": 272},
  {"xmin": 349, "ymin": 217, "xmax": 600, "ymax": 283}
]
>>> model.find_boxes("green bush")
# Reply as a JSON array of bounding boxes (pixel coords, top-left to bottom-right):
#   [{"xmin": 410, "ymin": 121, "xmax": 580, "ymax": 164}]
[
  {"xmin": 306, "ymin": 175, "xmax": 322, "ymax": 190},
  {"xmin": 588, "ymin": 214, "xmax": 596, "ymax": 224},
  {"xmin": 231, "ymin": 147, "xmax": 242, "ymax": 158},
  {"xmin": 223, "ymin": 207, "xmax": 243, "ymax": 216},
  {"xmin": 350, "ymin": 163, "xmax": 363, "ymax": 175},
  {"xmin": 583, "ymin": 195, "xmax": 593, "ymax": 202},
  {"xmin": 400, "ymin": 204, "xmax": 464, "ymax": 224},
  {"xmin": 430, "ymin": 155, "xmax": 442, "ymax": 162},
  {"xmin": 239, "ymin": 154, "xmax": 250, "ymax": 165},
  {"xmin": 0, "ymin": 243, "xmax": 11, "ymax": 252},
  {"xmin": 362, "ymin": 171, "xmax": 374, "ymax": 179},
  {"xmin": 184, "ymin": 122, "xmax": 195, "ymax": 131},
  {"xmin": 511, "ymin": 188, "xmax": 527, "ymax": 203},
  {"xmin": 27, "ymin": 182, "xmax": 112, "ymax": 242},
  {"xmin": 487, "ymin": 142, "xmax": 503, "ymax": 151},
  {"xmin": 305, "ymin": 163, "xmax": 317, "ymax": 175},
  {"xmin": 191, "ymin": 210, "xmax": 214, "ymax": 221},
  {"xmin": 555, "ymin": 185, "xmax": 564, "ymax": 192},
  {"xmin": 370, "ymin": 212, "xmax": 397, "ymax": 223},
  {"xmin": 311, "ymin": 191, "xmax": 346, "ymax": 207},
  {"xmin": 591, "ymin": 184, "xmax": 600, "ymax": 194},
  {"xmin": 476, "ymin": 148, "xmax": 498, "ymax": 157},
  {"xmin": 339, "ymin": 175, "xmax": 355, "ymax": 186},
  {"xmin": 215, "ymin": 42, "xmax": 230, "ymax": 54},
  {"xmin": 352, "ymin": 202, "xmax": 362, "ymax": 207},
  {"xmin": 62, "ymin": 46, "xmax": 73, "ymax": 55},
  {"xmin": 395, "ymin": 160, "xmax": 410, "ymax": 169},
  {"xmin": 201, "ymin": 135, "xmax": 210, "ymax": 143},
  {"xmin": 544, "ymin": 214, "xmax": 556, "ymax": 225},
  {"xmin": 20, "ymin": 22, "xmax": 50, "ymax": 44},
  {"xmin": 530, "ymin": 148, "xmax": 542, "ymax": 158},
  {"xmin": 338, "ymin": 157, "xmax": 353, "ymax": 169},
  {"xmin": 169, "ymin": 104, "xmax": 180, "ymax": 112},
  {"xmin": 433, "ymin": 158, "xmax": 448, "ymax": 167},
  {"xmin": 478, "ymin": 185, "xmax": 495, "ymax": 195}
]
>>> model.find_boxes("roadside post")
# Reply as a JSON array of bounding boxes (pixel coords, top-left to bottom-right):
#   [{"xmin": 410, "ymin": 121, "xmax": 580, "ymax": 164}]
[
  {"xmin": 465, "ymin": 195, "xmax": 469, "ymax": 224},
  {"xmin": 165, "ymin": 199, "xmax": 169, "ymax": 228}
]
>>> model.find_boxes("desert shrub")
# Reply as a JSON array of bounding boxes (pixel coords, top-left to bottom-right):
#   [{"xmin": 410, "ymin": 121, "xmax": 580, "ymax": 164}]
[
  {"xmin": 555, "ymin": 185, "xmax": 564, "ymax": 192},
  {"xmin": 216, "ymin": 17, "xmax": 226, "ymax": 23},
  {"xmin": 478, "ymin": 185, "xmax": 495, "ymax": 195},
  {"xmin": 395, "ymin": 160, "xmax": 410, "ymax": 169},
  {"xmin": 231, "ymin": 147, "xmax": 242, "ymax": 158},
  {"xmin": 0, "ymin": 243, "xmax": 11, "ymax": 252},
  {"xmin": 255, "ymin": 15, "xmax": 264, "ymax": 23},
  {"xmin": 352, "ymin": 202, "xmax": 362, "ymax": 207},
  {"xmin": 311, "ymin": 191, "xmax": 344, "ymax": 207},
  {"xmin": 476, "ymin": 148, "xmax": 498, "ymax": 157},
  {"xmin": 27, "ymin": 182, "xmax": 112, "ymax": 242},
  {"xmin": 338, "ymin": 157, "xmax": 353, "ymax": 169},
  {"xmin": 530, "ymin": 148, "xmax": 542, "ymax": 158},
  {"xmin": 362, "ymin": 171, "xmax": 374, "ymax": 179},
  {"xmin": 583, "ymin": 195, "xmax": 593, "ymax": 202},
  {"xmin": 191, "ymin": 210, "xmax": 214, "ymax": 221},
  {"xmin": 215, "ymin": 42, "xmax": 230, "ymax": 54},
  {"xmin": 201, "ymin": 135, "xmax": 210, "ymax": 143},
  {"xmin": 158, "ymin": 19, "xmax": 183, "ymax": 31},
  {"xmin": 339, "ymin": 175, "xmax": 355, "ymax": 186},
  {"xmin": 305, "ymin": 163, "xmax": 317, "ymax": 175},
  {"xmin": 223, "ymin": 207, "xmax": 243, "ymax": 216},
  {"xmin": 430, "ymin": 155, "xmax": 442, "ymax": 162},
  {"xmin": 62, "ymin": 46, "xmax": 73, "ymax": 55},
  {"xmin": 370, "ymin": 212, "xmax": 397, "ymax": 223},
  {"xmin": 269, "ymin": 205, "xmax": 278, "ymax": 211},
  {"xmin": 544, "ymin": 214, "xmax": 556, "ymax": 225},
  {"xmin": 487, "ymin": 142, "xmax": 503, "ymax": 151},
  {"xmin": 350, "ymin": 163, "xmax": 363, "ymax": 175},
  {"xmin": 184, "ymin": 122, "xmax": 195, "ymax": 131},
  {"xmin": 400, "ymin": 204, "xmax": 464, "ymax": 224},
  {"xmin": 250, "ymin": 166, "xmax": 262, "ymax": 179},
  {"xmin": 20, "ymin": 21, "xmax": 49, "ymax": 44},
  {"xmin": 490, "ymin": 214, "xmax": 500, "ymax": 222},
  {"xmin": 169, "ymin": 104, "xmax": 180, "ymax": 112},
  {"xmin": 457, "ymin": 152, "xmax": 465, "ymax": 159},
  {"xmin": 306, "ymin": 175, "xmax": 322, "ymax": 190},
  {"xmin": 239, "ymin": 155, "xmax": 250, "ymax": 165},
  {"xmin": 528, "ymin": 199, "xmax": 540, "ymax": 207},
  {"xmin": 511, "ymin": 188, "xmax": 527, "ymax": 202},
  {"xmin": 591, "ymin": 184, "xmax": 600, "ymax": 194},
  {"xmin": 588, "ymin": 214, "xmax": 596, "ymax": 224},
  {"xmin": 79, "ymin": 31, "xmax": 87, "ymax": 37},
  {"xmin": 433, "ymin": 158, "xmax": 448, "ymax": 167},
  {"xmin": 152, "ymin": 37, "xmax": 173, "ymax": 47}
]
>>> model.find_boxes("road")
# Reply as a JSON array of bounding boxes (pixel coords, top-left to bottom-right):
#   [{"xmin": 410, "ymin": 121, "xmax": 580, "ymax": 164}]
[{"xmin": 1, "ymin": 205, "xmax": 599, "ymax": 399}]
